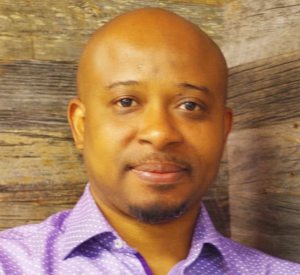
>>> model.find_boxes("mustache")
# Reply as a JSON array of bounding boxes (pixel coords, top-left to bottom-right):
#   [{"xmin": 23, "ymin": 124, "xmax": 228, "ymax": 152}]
[{"xmin": 125, "ymin": 152, "xmax": 192, "ymax": 171}]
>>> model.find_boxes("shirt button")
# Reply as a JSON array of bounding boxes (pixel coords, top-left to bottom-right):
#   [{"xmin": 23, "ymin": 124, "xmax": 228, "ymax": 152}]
[{"xmin": 114, "ymin": 239, "xmax": 123, "ymax": 248}]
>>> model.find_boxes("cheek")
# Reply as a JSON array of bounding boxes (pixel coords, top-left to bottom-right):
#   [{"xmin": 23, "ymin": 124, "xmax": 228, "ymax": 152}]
[
  {"xmin": 84, "ymin": 116, "xmax": 136, "ymax": 166},
  {"xmin": 187, "ymin": 122, "xmax": 225, "ymax": 160}
]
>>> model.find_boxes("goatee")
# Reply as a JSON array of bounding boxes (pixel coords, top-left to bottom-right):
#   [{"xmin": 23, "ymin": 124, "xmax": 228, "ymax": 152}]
[{"xmin": 129, "ymin": 202, "xmax": 188, "ymax": 224}]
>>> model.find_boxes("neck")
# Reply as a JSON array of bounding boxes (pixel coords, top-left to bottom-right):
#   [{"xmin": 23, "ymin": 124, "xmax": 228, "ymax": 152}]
[{"xmin": 97, "ymin": 201, "xmax": 201, "ymax": 275}]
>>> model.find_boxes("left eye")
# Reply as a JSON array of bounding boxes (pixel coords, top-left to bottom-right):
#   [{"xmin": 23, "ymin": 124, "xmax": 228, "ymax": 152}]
[
  {"xmin": 178, "ymin": 102, "xmax": 200, "ymax": 111},
  {"xmin": 116, "ymin": 98, "xmax": 138, "ymax": 107}
]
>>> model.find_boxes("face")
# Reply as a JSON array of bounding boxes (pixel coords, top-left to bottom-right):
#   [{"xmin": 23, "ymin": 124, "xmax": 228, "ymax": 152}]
[{"xmin": 69, "ymin": 36, "xmax": 232, "ymax": 223}]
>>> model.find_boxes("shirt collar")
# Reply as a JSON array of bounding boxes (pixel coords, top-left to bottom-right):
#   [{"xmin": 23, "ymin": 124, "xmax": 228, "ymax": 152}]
[
  {"xmin": 61, "ymin": 183, "xmax": 228, "ymax": 265},
  {"xmin": 185, "ymin": 203, "xmax": 229, "ymax": 270},
  {"xmin": 61, "ymin": 183, "xmax": 117, "ymax": 259}
]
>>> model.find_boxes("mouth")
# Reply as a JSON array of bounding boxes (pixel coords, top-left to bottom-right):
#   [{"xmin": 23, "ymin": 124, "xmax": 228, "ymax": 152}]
[{"xmin": 130, "ymin": 163, "xmax": 188, "ymax": 183}]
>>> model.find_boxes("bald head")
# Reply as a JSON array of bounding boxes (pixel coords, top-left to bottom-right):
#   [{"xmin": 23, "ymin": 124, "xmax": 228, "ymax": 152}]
[{"xmin": 77, "ymin": 8, "xmax": 228, "ymax": 102}]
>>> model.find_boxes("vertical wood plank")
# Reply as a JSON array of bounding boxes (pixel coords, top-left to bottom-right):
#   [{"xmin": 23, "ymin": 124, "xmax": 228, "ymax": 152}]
[{"xmin": 227, "ymin": 51, "xmax": 300, "ymax": 262}]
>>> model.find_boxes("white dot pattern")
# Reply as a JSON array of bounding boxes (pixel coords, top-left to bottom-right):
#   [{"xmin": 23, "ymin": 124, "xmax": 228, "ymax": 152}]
[{"xmin": 0, "ymin": 183, "xmax": 299, "ymax": 275}]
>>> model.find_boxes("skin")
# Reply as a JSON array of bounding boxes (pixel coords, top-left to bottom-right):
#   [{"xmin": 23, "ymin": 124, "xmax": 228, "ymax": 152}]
[{"xmin": 68, "ymin": 8, "xmax": 233, "ymax": 275}]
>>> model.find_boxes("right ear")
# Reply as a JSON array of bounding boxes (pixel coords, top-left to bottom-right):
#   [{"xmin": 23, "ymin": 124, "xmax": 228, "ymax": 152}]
[{"xmin": 68, "ymin": 98, "xmax": 86, "ymax": 150}]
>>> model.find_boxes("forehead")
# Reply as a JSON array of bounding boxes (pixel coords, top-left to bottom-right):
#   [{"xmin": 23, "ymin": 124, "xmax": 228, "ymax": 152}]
[
  {"xmin": 77, "ymin": 18, "xmax": 227, "ymax": 102},
  {"xmin": 86, "ymin": 41, "xmax": 224, "ymax": 82}
]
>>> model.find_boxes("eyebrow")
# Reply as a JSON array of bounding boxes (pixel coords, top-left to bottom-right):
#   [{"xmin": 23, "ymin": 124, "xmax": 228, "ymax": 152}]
[
  {"xmin": 106, "ymin": 80, "xmax": 139, "ymax": 90},
  {"xmin": 178, "ymin": 82, "xmax": 210, "ymax": 94},
  {"xmin": 105, "ymin": 80, "xmax": 210, "ymax": 94}
]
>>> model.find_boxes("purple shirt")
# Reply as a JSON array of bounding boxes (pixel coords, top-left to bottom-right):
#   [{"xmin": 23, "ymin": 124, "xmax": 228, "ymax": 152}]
[{"xmin": 0, "ymin": 184, "xmax": 299, "ymax": 275}]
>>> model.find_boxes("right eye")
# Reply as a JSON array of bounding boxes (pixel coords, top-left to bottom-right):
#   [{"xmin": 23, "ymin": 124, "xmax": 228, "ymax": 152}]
[{"xmin": 116, "ymin": 98, "xmax": 138, "ymax": 107}]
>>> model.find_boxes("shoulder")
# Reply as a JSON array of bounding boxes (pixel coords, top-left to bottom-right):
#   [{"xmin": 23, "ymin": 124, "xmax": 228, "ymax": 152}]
[
  {"xmin": 0, "ymin": 209, "xmax": 72, "ymax": 274},
  {"xmin": 218, "ymin": 235, "xmax": 300, "ymax": 274}
]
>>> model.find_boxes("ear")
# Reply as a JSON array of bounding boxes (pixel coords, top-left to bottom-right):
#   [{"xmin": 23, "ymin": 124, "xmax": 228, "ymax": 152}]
[
  {"xmin": 223, "ymin": 107, "xmax": 233, "ymax": 144},
  {"xmin": 68, "ymin": 98, "xmax": 86, "ymax": 150}
]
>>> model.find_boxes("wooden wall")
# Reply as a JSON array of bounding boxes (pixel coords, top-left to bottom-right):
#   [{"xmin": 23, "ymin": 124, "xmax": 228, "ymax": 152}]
[
  {"xmin": 0, "ymin": 0, "xmax": 300, "ymax": 263},
  {"xmin": 223, "ymin": 0, "xmax": 300, "ymax": 263}
]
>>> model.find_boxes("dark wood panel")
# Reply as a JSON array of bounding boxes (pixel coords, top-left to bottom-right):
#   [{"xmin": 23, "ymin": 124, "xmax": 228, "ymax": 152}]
[
  {"xmin": 0, "ymin": 129, "xmax": 87, "ymax": 193},
  {"xmin": 204, "ymin": 152, "xmax": 230, "ymax": 237},
  {"xmin": 0, "ymin": 201, "xmax": 77, "ymax": 232},
  {"xmin": 0, "ymin": 128, "xmax": 87, "ymax": 231},
  {"xmin": 204, "ymin": 151, "xmax": 230, "ymax": 237},
  {"xmin": 228, "ymin": 50, "xmax": 300, "ymax": 130},
  {"xmin": 0, "ymin": 60, "xmax": 77, "ymax": 129}
]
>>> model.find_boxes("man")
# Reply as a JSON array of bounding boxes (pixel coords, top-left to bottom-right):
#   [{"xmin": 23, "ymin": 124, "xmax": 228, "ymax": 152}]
[{"xmin": 0, "ymin": 7, "xmax": 299, "ymax": 275}]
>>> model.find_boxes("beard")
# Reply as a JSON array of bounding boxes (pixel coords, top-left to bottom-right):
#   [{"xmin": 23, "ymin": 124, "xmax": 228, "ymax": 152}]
[{"xmin": 128, "ymin": 200, "xmax": 188, "ymax": 224}]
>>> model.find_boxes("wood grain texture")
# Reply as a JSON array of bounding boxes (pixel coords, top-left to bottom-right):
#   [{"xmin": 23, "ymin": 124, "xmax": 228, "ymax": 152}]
[
  {"xmin": 0, "ymin": 128, "xmax": 87, "ymax": 231},
  {"xmin": 0, "ymin": 60, "xmax": 77, "ymax": 129},
  {"xmin": 228, "ymin": 50, "xmax": 300, "ymax": 130},
  {"xmin": 166, "ymin": 0, "xmax": 223, "ymax": 5},
  {"xmin": 227, "ymin": 52, "xmax": 300, "ymax": 262},
  {"xmin": 0, "ymin": 59, "xmax": 86, "ymax": 231},
  {"xmin": 222, "ymin": 0, "xmax": 300, "ymax": 67},
  {"xmin": 204, "ymin": 150, "xmax": 230, "ymax": 237},
  {"xmin": 228, "ymin": 124, "xmax": 300, "ymax": 262},
  {"xmin": 0, "ymin": 0, "xmax": 223, "ymax": 61},
  {"xmin": 0, "ymin": 58, "xmax": 230, "ymax": 236}
]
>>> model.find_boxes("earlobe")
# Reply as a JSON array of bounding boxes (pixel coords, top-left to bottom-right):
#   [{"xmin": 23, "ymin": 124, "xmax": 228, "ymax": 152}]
[
  {"xmin": 223, "ymin": 107, "xmax": 233, "ymax": 143},
  {"xmin": 68, "ymin": 98, "xmax": 86, "ymax": 150}
]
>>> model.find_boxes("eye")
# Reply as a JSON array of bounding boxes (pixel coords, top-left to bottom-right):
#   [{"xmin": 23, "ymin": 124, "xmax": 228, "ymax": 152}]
[
  {"xmin": 178, "ymin": 102, "xmax": 200, "ymax": 111},
  {"xmin": 116, "ymin": 98, "xmax": 138, "ymax": 107}
]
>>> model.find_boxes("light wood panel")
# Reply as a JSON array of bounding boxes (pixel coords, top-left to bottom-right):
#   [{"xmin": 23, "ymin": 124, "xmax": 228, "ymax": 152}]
[
  {"xmin": 0, "ymin": 0, "xmax": 223, "ymax": 61},
  {"xmin": 222, "ymin": 0, "xmax": 300, "ymax": 67},
  {"xmin": 228, "ymin": 50, "xmax": 300, "ymax": 130},
  {"xmin": 227, "ymin": 51, "xmax": 300, "ymax": 262}
]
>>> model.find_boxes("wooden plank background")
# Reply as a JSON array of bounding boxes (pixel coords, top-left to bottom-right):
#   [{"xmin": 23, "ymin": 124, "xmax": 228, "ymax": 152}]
[
  {"xmin": 227, "ymin": 50, "xmax": 300, "ymax": 262},
  {"xmin": 1, "ymin": 0, "xmax": 300, "ymax": 264},
  {"xmin": 222, "ymin": 0, "xmax": 300, "ymax": 67},
  {"xmin": 0, "ymin": 0, "xmax": 223, "ymax": 61},
  {"xmin": 223, "ymin": 0, "xmax": 300, "ymax": 263}
]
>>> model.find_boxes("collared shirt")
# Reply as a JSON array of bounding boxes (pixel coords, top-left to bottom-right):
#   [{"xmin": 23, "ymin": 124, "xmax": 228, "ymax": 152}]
[{"xmin": 0, "ymin": 184, "xmax": 299, "ymax": 275}]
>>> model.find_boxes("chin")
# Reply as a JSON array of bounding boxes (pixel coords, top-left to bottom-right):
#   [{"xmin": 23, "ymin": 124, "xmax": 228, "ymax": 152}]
[{"xmin": 128, "ymin": 200, "xmax": 189, "ymax": 224}]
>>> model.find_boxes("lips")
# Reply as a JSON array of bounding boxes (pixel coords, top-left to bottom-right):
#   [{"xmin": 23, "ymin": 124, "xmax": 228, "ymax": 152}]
[
  {"xmin": 133, "ymin": 163, "xmax": 185, "ymax": 173},
  {"xmin": 130, "ymin": 163, "xmax": 187, "ymax": 183}
]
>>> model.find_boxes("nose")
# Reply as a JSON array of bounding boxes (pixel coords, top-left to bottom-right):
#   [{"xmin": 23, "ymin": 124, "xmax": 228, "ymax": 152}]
[{"xmin": 137, "ymin": 107, "xmax": 183, "ymax": 150}]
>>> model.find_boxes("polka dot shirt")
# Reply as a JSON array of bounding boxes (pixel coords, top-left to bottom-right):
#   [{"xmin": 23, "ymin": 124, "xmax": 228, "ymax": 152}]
[{"xmin": 0, "ymin": 184, "xmax": 299, "ymax": 274}]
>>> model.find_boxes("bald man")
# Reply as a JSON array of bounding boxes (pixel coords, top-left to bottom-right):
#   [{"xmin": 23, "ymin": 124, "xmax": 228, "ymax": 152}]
[{"xmin": 0, "ymin": 8, "xmax": 299, "ymax": 275}]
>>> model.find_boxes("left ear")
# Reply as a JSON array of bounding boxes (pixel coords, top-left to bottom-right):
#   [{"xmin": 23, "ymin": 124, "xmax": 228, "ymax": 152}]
[
  {"xmin": 223, "ymin": 107, "xmax": 233, "ymax": 144},
  {"xmin": 67, "ymin": 98, "xmax": 86, "ymax": 150}
]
